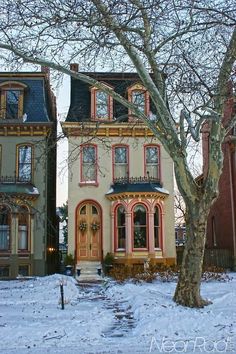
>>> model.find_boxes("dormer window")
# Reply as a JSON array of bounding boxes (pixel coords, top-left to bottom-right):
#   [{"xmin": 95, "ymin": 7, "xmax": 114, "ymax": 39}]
[
  {"xmin": 0, "ymin": 81, "xmax": 27, "ymax": 120},
  {"xmin": 91, "ymin": 84, "xmax": 113, "ymax": 120},
  {"xmin": 128, "ymin": 83, "xmax": 150, "ymax": 119}
]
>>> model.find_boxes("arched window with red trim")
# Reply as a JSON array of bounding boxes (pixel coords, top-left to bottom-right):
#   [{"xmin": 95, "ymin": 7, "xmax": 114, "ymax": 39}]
[{"xmin": 133, "ymin": 204, "xmax": 147, "ymax": 249}]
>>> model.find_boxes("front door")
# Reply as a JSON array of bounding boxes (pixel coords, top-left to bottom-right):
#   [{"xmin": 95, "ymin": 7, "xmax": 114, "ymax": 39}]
[{"xmin": 76, "ymin": 202, "xmax": 101, "ymax": 261}]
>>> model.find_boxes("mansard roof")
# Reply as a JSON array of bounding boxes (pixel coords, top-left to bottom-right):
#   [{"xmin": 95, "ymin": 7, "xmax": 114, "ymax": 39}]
[
  {"xmin": 0, "ymin": 72, "xmax": 56, "ymax": 123},
  {"xmin": 66, "ymin": 72, "xmax": 156, "ymax": 122}
]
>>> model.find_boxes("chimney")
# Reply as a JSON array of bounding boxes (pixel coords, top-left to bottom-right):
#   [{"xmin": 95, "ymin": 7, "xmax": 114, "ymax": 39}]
[
  {"xmin": 70, "ymin": 63, "xmax": 79, "ymax": 72},
  {"xmin": 41, "ymin": 66, "xmax": 50, "ymax": 81}
]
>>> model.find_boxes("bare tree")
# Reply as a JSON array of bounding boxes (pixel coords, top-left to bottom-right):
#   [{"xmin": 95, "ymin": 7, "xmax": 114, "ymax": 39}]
[{"xmin": 0, "ymin": 0, "xmax": 236, "ymax": 307}]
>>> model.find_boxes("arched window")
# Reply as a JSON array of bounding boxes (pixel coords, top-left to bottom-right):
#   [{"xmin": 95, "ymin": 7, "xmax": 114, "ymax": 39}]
[
  {"xmin": 133, "ymin": 204, "xmax": 147, "ymax": 249},
  {"xmin": 0, "ymin": 205, "xmax": 11, "ymax": 251},
  {"xmin": 116, "ymin": 205, "xmax": 126, "ymax": 250},
  {"xmin": 91, "ymin": 84, "xmax": 113, "ymax": 120},
  {"xmin": 18, "ymin": 206, "xmax": 29, "ymax": 251},
  {"xmin": 128, "ymin": 83, "xmax": 150, "ymax": 119},
  {"xmin": 154, "ymin": 206, "xmax": 160, "ymax": 248},
  {"xmin": 0, "ymin": 81, "xmax": 27, "ymax": 120}
]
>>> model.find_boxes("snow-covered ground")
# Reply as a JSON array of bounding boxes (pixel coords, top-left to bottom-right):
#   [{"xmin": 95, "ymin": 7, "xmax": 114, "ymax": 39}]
[{"xmin": 0, "ymin": 273, "xmax": 235, "ymax": 354}]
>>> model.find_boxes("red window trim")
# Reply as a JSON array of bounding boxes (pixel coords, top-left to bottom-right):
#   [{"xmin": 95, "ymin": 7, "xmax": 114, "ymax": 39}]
[
  {"xmin": 80, "ymin": 144, "xmax": 98, "ymax": 185},
  {"xmin": 144, "ymin": 144, "xmax": 161, "ymax": 182},
  {"xmin": 132, "ymin": 203, "xmax": 149, "ymax": 251},
  {"xmin": 127, "ymin": 83, "xmax": 150, "ymax": 120},
  {"xmin": 112, "ymin": 144, "xmax": 129, "ymax": 182},
  {"xmin": 90, "ymin": 83, "xmax": 113, "ymax": 121},
  {"xmin": 154, "ymin": 204, "xmax": 163, "ymax": 250}
]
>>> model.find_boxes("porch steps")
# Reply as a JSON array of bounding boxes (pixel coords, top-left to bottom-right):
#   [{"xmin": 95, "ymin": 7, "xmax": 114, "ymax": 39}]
[{"xmin": 75, "ymin": 261, "xmax": 103, "ymax": 282}]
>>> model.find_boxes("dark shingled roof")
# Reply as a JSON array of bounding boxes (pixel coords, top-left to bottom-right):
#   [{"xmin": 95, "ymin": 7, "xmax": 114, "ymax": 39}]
[
  {"xmin": 66, "ymin": 72, "xmax": 158, "ymax": 122},
  {"xmin": 0, "ymin": 76, "xmax": 53, "ymax": 123},
  {"xmin": 106, "ymin": 182, "xmax": 169, "ymax": 196}
]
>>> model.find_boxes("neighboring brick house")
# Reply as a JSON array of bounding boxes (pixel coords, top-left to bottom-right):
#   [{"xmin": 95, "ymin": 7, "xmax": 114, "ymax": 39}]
[
  {"xmin": 62, "ymin": 66, "xmax": 176, "ymax": 280},
  {"xmin": 0, "ymin": 69, "xmax": 58, "ymax": 278},
  {"xmin": 201, "ymin": 86, "xmax": 236, "ymax": 269}
]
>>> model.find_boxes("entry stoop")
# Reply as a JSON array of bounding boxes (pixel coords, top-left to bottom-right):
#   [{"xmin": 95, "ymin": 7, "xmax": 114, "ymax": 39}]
[{"xmin": 75, "ymin": 261, "xmax": 103, "ymax": 282}]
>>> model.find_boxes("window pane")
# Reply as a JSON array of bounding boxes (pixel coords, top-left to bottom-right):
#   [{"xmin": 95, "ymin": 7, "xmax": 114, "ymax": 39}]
[
  {"xmin": 115, "ymin": 147, "xmax": 127, "ymax": 163},
  {"xmin": 80, "ymin": 205, "xmax": 86, "ymax": 215},
  {"xmin": 132, "ymin": 91, "xmax": 145, "ymax": 113},
  {"xmin": 114, "ymin": 147, "xmax": 128, "ymax": 179},
  {"xmin": 18, "ymin": 265, "xmax": 29, "ymax": 276},
  {"xmin": 96, "ymin": 91, "xmax": 109, "ymax": 119},
  {"xmin": 83, "ymin": 147, "xmax": 95, "ymax": 163},
  {"xmin": 6, "ymin": 90, "xmax": 20, "ymax": 119},
  {"xmin": 18, "ymin": 225, "xmax": 28, "ymax": 250},
  {"xmin": 146, "ymin": 147, "xmax": 158, "ymax": 163},
  {"xmin": 82, "ymin": 164, "xmax": 96, "ymax": 181},
  {"xmin": 146, "ymin": 147, "xmax": 159, "ymax": 179},
  {"xmin": 92, "ymin": 206, "xmax": 98, "ymax": 215},
  {"xmin": 117, "ymin": 206, "xmax": 126, "ymax": 249},
  {"xmin": 154, "ymin": 207, "xmax": 160, "ymax": 248},
  {"xmin": 18, "ymin": 146, "xmax": 32, "ymax": 182},
  {"xmin": 0, "ymin": 266, "xmax": 9, "ymax": 277},
  {"xmin": 82, "ymin": 146, "xmax": 96, "ymax": 182},
  {"xmin": 0, "ymin": 206, "xmax": 10, "ymax": 250},
  {"xmin": 133, "ymin": 205, "xmax": 147, "ymax": 248}
]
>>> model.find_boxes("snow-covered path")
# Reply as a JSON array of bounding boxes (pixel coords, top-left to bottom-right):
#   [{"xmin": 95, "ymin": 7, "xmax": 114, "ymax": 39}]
[{"xmin": 0, "ymin": 274, "xmax": 235, "ymax": 353}]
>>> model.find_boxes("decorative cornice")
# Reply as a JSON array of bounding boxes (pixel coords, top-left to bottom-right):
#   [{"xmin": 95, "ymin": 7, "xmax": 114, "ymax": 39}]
[
  {"xmin": 62, "ymin": 121, "xmax": 154, "ymax": 137},
  {"xmin": 106, "ymin": 191, "xmax": 168, "ymax": 201},
  {"xmin": 0, "ymin": 122, "xmax": 52, "ymax": 136}
]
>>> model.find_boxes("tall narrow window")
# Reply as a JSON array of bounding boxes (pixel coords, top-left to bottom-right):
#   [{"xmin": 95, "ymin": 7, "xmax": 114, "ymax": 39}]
[
  {"xmin": 81, "ymin": 145, "xmax": 97, "ymax": 183},
  {"xmin": 116, "ymin": 205, "xmax": 126, "ymax": 250},
  {"xmin": 133, "ymin": 204, "xmax": 147, "ymax": 249},
  {"xmin": 154, "ymin": 206, "xmax": 160, "ymax": 248},
  {"xmin": 128, "ymin": 83, "xmax": 149, "ymax": 118},
  {"xmin": 145, "ymin": 145, "xmax": 160, "ymax": 179},
  {"xmin": 91, "ymin": 85, "xmax": 113, "ymax": 120},
  {"xmin": 18, "ymin": 145, "xmax": 32, "ymax": 182},
  {"xmin": 6, "ymin": 90, "xmax": 20, "ymax": 119},
  {"xmin": 0, "ymin": 205, "xmax": 10, "ymax": 251},
  {"xmin": 113, "ymin": 146, "xmax": 128, "ymax": 180},
  {"xmin": 18, "ymin": 206, "xmax": 29, "ymax": 251}
]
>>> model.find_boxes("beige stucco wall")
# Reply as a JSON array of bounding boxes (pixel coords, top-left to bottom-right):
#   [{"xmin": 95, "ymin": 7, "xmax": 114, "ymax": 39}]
[{"xmin": 67, "ymin": 134, "xmax": 176, "ymax": 260}]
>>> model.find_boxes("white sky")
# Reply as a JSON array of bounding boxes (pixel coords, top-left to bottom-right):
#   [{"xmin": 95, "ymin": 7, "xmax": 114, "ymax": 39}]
[{"xmin": 56, "ymin": 75, "xmax": 70, "ymax": 206}]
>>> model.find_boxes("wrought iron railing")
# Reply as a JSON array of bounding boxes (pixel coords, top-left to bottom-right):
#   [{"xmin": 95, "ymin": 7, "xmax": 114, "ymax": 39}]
[
  {"xmin": 0, "ymin": 175, "xmax": 31, "ymax": 184},
  {"xmin": 113, "ymin": 176, "xmax": 161, "ymax": 185}
]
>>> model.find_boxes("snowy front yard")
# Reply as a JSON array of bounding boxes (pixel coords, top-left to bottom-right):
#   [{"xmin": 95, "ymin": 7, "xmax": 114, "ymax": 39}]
[{"xmin": 0, "ymin": 274, "xmax": 235, "ymax": 354}]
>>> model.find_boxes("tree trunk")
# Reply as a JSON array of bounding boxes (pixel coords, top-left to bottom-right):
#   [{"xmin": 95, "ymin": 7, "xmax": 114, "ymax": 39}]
[{"xmin": 174, "ymin": 207, "xmax": 212, "ymax": 308}]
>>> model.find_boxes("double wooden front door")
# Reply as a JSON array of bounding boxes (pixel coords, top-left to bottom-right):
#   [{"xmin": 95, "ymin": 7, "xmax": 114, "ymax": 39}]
[{"xmin": 76, "ymin": 202, "xmax": 101, "ymax": 261}]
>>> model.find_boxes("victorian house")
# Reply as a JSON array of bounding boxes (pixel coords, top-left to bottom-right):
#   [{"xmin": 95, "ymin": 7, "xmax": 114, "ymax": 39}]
[
  {"xmin": 0, "ymin": 69, "xmax": 58, "ymax": 278},
  {"xmin": 62, "ymin": 66, "xmax": 176, "ymax": 280}
]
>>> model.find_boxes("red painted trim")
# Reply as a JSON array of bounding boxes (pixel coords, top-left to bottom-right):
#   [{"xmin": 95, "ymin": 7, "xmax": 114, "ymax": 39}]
[
  {"xmin": 127, "ymin": 83, "xmax": 150, "ymax": 121},
  {"xmin": 90, "ymin": 83, "xmax": 114, "ymax": 121},
  {"xmin": 131, "ymin": 202, "xmax": 149, "ymax": 251},
  {"xmin": 75, "ymin": 199, "xmax": 103, "ymax": 262},
  {"xmin": 112, "ymin": 144, "xmax": 129, "ymax": 182},
  {"xmin": 153, "ymin": 203, "xmax": 163, "ymax": 250},
  {"xmin": 80, "ymin": 143, "xmax": 98, "ymax": 185},
  {"xmin": 144, "ymin": 144, "xmax": 161, "ymax": 182}
]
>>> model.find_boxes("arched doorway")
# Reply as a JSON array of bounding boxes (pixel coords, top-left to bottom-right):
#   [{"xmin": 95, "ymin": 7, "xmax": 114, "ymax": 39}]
[{"xmin": 76, "ymin": 201, "xmax": 102, "ymax": 261}]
